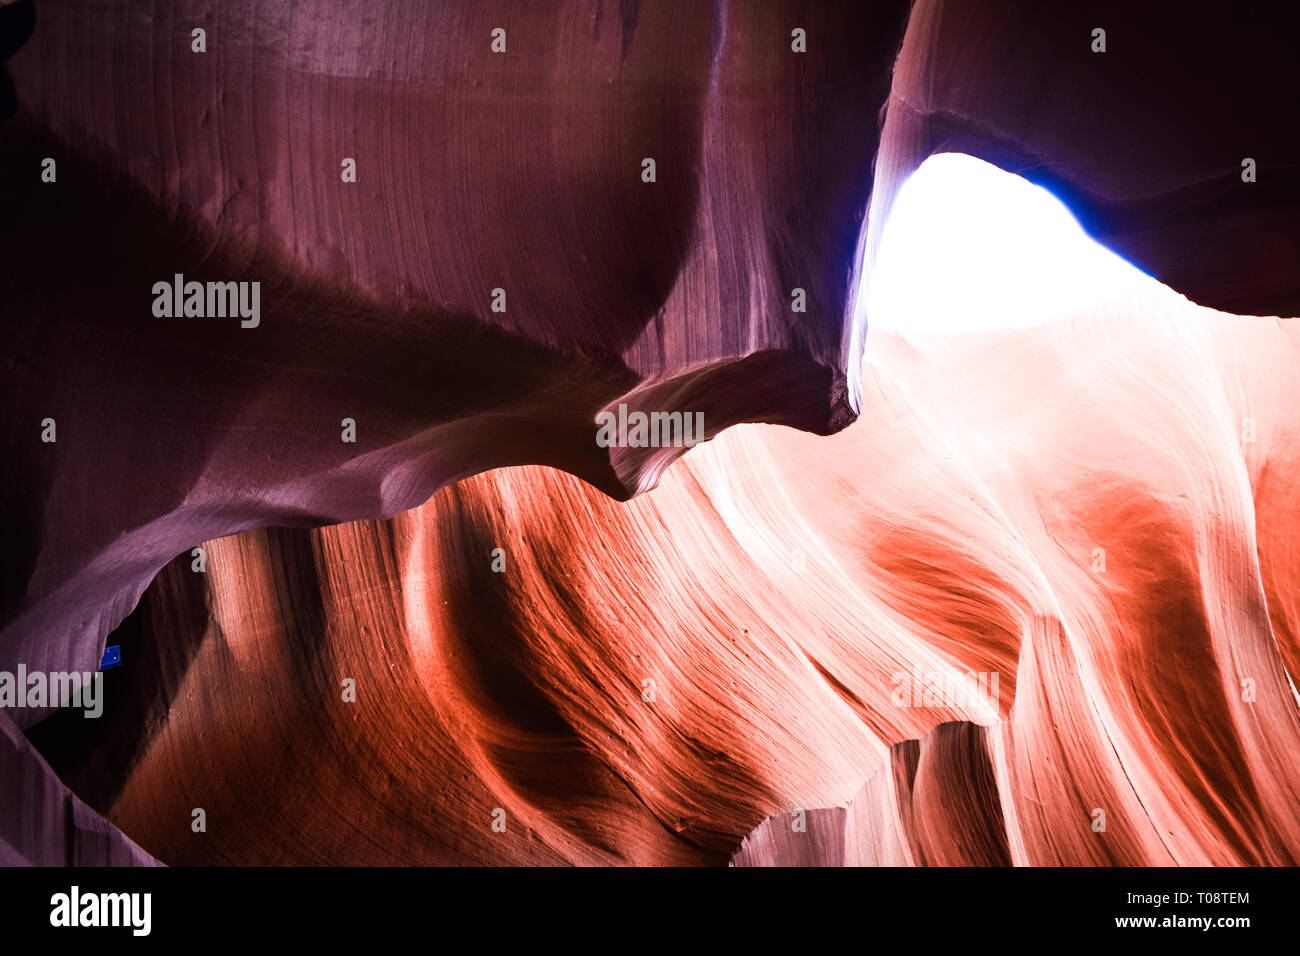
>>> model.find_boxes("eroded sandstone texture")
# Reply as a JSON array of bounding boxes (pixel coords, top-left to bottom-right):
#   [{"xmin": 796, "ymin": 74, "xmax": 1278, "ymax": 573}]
[{"xmin": 3, "ymin": 1, "xmax": 1299, "ymax": 865}]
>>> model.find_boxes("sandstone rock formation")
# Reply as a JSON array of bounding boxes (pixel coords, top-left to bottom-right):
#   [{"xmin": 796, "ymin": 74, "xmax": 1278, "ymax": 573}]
[{"xmin": 3, "ymin": 1, "xmax": 1298, "ymax": 865}]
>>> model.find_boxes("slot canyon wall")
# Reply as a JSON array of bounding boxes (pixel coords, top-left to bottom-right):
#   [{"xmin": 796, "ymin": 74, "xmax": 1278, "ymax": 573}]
[{"xmin": 2, "ymin": 0, "xmax": 1298, "ymax": 865}]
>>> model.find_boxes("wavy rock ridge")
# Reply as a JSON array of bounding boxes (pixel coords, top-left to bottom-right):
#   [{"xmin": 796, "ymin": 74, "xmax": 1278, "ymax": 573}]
[
  {"xmin": 33, "ymin": 279, "xmax": 1300, "ymax": 865},
  {"xmin": 3, "ymin": 0, "xmax": 1299, "ymax": 864}
]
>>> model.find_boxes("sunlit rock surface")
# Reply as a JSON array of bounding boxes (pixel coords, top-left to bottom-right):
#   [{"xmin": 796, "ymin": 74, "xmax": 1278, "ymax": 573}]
[
  {"xmin": 35, "ymin": 275, "xmax": 1300, "ymax": 865},
  {"xmin": 1, "ymin": 0, "xmax": 906, "ymax": 714},
  {"xmin": 846, "ymin": 0, "xmax": 1300, "ymax": 407},
  {"xmin": 5, "ymin": 0, "xmax": 1300, "ymax": 866}
]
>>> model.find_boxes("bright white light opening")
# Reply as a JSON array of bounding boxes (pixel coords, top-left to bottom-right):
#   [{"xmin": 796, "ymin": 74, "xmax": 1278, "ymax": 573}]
[{"xmin": 869, "ymin": 153, "xmax": 1153, "ymax": 340}]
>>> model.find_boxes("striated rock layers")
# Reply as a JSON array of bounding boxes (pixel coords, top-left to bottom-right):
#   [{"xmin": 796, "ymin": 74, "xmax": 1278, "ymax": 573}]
[
  {"xmin": 2, "ymin": 0, "xmax": 907, "ymax": 711},
  {"xmin": 34, "ymin": 277, "xmax": 1300, "ymax": 865},
  {"xmin": 3, "ymin": 1, "xmax": 1299, "ymax": 864}
]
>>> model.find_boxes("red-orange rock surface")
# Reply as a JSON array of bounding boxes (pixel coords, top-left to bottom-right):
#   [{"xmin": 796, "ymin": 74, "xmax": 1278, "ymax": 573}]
[
  {"xmin": 4, "ymin": 0, "xmax": 1300, "ymax": 865},
  {"xmin": 34, "ymin": 277, "xmax": 1300, "ymax": 865}
]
